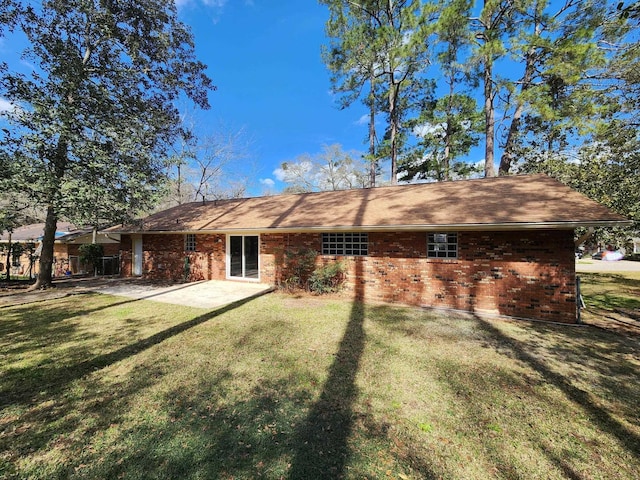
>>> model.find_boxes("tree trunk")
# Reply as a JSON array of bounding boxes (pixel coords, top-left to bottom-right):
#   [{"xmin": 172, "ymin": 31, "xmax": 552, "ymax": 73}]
[
  {"xmin": 4, "ymin": 231, "xmax": 11, "ymax": 282},
  {"xmin": 32, "ymin": 205, "xmax": 58, "ymax": 289},
  {"xmin": 443, "ymin": 80, "xmax": 454, "ymax": 181},
  {"xmin": 500, "ymin": 45, "xmax": 537, "ymax": 175},
  {"xmin": 389, "ymin": 81, "xmax": 399, "ymax": 185},
  {"xmin": 484, "ymin": 56, "xmax": 496, "ymax": 178},
  {"xmin": 369, "ymin": 69, "xmax": 377, "ymax": 187}
]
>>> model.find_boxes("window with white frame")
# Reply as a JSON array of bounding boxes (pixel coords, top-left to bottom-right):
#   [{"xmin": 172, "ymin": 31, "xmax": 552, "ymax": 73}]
[
  {"xmin": 184, "ymin": 233, "xmax": 196, "ymax": 252},
  {"xmin": 322, "ymin": 232, "xmax": 368, "ymax": 256},
  {"xmin": 427, "ymin": 232, "xmax": 458, "ymax": 258}
]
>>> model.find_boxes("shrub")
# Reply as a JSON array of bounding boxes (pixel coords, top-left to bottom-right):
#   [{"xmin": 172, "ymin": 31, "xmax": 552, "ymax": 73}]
[
  {"xmin": 281, "ymin": 247, "xmax": 318, "ymax": 290},
  {"xmin": 79, "ymin": 243, "xmax": 104, "ymax": 275},
  {"xmin": 309, "ymin": 261, "xmax": 346, "ymax": 294}
]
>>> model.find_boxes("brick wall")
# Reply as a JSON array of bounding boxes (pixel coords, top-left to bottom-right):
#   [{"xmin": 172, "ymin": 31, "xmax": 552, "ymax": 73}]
[
  {"xmin": 260, "ymin": 230, "xmax": 577, "ymax": 323},
  {"xmin": 121, "ymin": 233, "xmax": 226, "ymax": 282},
  {"xmin": 121, "ymin": 229, "xmax": 577, "ymax": 323}
]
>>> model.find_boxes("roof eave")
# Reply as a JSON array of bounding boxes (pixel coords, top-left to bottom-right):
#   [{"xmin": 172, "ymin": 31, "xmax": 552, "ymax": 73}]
[{"xmin": 105, "ymin": 219, "xmax": 632, "ymax": 235}]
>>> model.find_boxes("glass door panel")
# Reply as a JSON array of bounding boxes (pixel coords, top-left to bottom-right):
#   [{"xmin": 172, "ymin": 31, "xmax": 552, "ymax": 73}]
[
  {"xmin": 229, "ymin": 236, "xmax": 243, "ymax": 277},
  {"xmin": 245, "ymin": 236, "xmax": 259, "ymax": 279},
  {"xmin": 228, "ymin": 235, "xmax": 259, "ymax": 279}
]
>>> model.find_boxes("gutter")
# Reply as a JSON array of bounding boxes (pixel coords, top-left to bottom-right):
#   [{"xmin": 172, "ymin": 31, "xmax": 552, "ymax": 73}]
[{"xmin": 105, "ymin": 219, "xmax": 633, "ymax": 236}]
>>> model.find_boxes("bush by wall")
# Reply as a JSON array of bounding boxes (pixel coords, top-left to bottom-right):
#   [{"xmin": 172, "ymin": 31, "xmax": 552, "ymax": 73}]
[
  {"xmin": 308, "ymin": 261, "xmax": 346, "ymax": 294},
  {"xmin": 281, "ymin": 247, "xmax": 317, "ymax": 290}
]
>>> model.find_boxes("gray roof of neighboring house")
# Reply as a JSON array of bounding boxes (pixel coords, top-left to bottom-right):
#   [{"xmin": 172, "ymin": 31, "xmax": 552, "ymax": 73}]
[
  {"xmin": 0, "ymin": 222, "xmax": 120, "ymax": 244},
  {"xmin": 0, "ymin": 222, "xmax": 77, "ymax": 242}
]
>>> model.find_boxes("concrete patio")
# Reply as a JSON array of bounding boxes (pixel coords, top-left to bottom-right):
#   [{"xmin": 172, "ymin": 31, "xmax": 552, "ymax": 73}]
[
  {"xmin": 0, "ymin": 277, "xmax": 274, "ymax": 309},
  {"xmin": 87, "ymin": 279, "xmax": 275, "ymax": 309}
]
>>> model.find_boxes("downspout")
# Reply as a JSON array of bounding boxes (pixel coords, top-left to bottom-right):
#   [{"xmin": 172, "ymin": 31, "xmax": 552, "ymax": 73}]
[{"xmin": 576, "ymin": 276, "xmax": 584, "ymax": 324}]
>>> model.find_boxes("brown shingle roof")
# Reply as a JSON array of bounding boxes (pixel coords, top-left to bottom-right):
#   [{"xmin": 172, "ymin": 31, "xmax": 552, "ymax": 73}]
[{"xmin": 108, "ymin": 174, "xmax": 630, "ymax": 234}]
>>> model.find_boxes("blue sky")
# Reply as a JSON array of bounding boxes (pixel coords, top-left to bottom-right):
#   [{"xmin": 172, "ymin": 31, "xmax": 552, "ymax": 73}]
[
  {"xmin": 0, "ymin": 0, "xmax": 489, "ymax": 196},
  {"xmin": 175, "ymin": 0, "xmax": 376, "ymax": 195}
]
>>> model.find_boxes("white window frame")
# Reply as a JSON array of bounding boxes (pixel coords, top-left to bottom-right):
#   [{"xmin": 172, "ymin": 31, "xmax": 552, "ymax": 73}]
[
  {"xmin": 322, "ymin": 232, "xmax": 368, "ymax": 256},
  {"xmin": 427, "ymin": 232, "xmax": 458, "ymax": 259},
  {"xmin": 185, "ymin": 233, "xmax": 196, "ymax": 252},
  {"xmin": 226, "ymin": 234, "xmax": 260, "ymax": 281}
]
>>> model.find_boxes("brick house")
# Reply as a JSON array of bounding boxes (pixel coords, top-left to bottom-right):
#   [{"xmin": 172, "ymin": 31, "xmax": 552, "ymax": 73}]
[
  {"xmin": 108, "ymin": 174, "xmax": 629, "ymax": 323},
  {"xmin": 0, "ymin": 222, "xmax": 121, "ymax": 277}
]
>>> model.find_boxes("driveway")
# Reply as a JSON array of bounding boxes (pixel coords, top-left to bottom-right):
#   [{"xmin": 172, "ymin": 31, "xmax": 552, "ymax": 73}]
[
  {"xmin": 576, "ymin": 259, "xmax": 640, "ymax": 273},
  {"xmin": 88, "ymin": 279, "xmax": 275, "ymax": 309}
]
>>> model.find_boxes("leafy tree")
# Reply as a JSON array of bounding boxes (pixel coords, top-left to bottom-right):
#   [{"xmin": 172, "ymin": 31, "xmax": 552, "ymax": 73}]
[
  {"xmin": 470, "ymin": 0, "xmax": 517, "ymax": 177},
  {"xmin": 322, "ymin": 0, "xmax": 382, "ymax": 186},
  {"xmin": 400, "ymin": 0, "xmax": 482, "ymax": 181},
  {"xmin": 0, "ymin": 0, "xmax": 213, "ymax": 288},
  {"xmin": 499, "ymin": 0, "xmax": 611, "ymax": 174},
  {"xmin": 321, "ymin": 0, "xmax": 436, "ymax": 185},
  {"xmin": 79, "ymin": 242, "xmax": 104, "ymax": 277},
  {"xmin": 512, "ymin": 1, "xmax": 639, "ymax": 246},
  {"xmin": 401, "ymin": 95, "xmax": 482, "ymax": 181}
]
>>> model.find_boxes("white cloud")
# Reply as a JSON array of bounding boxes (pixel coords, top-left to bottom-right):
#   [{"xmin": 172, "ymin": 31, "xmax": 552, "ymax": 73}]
[
  {"xmin": 260, "ymin": 178, "xmax": 275, "ymax": 187},
  {"xmin": 175, "ymin": 0, "xmax": 227, "ymax": 10},
  {"xmin": 273, "ymin": 167, "xmax": 287, "ymax": 182},
  {"xmin": 273, "ymin": 160, "xmax": 313, "ymax": 182},
  {"xmin": 355, "ymin": 114, "xmax": 369, "ymax": 126},
  {"xmin": 413, "ymin": 122, "xmax": 445, "ymax": 138},
  {"xmin": 0, "ymin": 98, "xmax": 15, "ymax": 113}
]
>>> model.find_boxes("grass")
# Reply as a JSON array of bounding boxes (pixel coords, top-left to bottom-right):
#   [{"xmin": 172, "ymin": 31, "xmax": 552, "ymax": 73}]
[{"xmin": 1, "ymin": 277, "xmax": 639, "ymax": 479}]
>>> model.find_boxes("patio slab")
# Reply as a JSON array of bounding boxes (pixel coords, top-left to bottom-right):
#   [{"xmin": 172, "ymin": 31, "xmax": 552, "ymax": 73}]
[{"xmin": 88, "ymin": 279, "xmax": 275, "ymax": 309}]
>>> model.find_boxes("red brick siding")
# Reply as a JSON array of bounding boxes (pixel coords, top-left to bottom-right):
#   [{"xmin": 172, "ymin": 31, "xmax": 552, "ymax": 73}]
[
  {"xmin": 121, "ymin": 229, "xmax": 577, "ymax": 323},
  {"xmin": 121, "ymin": 233, "xmax": 226, "ymax": 282},
  {"xmin": 260, "ymin": 230, "xmax": 577, "ymax": 323}
]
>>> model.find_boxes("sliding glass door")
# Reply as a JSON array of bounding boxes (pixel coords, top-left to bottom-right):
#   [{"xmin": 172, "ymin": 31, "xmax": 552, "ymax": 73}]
[{"xmin": 228, "ymin": 235, "xmax": 259, "ymax": 279}]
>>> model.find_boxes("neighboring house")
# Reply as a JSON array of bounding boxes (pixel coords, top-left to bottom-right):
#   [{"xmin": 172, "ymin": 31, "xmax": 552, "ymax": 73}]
[
  {"xmin": 107, "ymin": 174, "xmax": 630, "ymax": 323},
  {"xmin": 0, "ymin": 222, "xmax": 121, "ymax": 277}
]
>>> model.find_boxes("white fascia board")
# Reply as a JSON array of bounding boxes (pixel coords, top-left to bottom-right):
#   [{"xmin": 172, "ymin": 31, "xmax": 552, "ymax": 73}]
[{"xmin": 111, "ymin": 219, "xmax": 632, "ymax": 235}]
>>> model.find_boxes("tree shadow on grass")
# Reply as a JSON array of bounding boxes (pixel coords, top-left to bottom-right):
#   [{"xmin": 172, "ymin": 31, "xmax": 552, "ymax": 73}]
[
  {"xmin": 287, "ymin": 300, "xmax": 366, "ymax": 479},
  {"xmin": 473, "ymin": 315, "xmax": 640, "ymax": 459},
  {"xmin": 0, "ymin": 293, "xmax": 267, "ymax": 409},
  {"xmin": 0, "ymin": 292, "xmax": 154, "ymax": 337},
  {"xmin": 286, "ymin": 301, "xmax": 440, "ymax": 479}
]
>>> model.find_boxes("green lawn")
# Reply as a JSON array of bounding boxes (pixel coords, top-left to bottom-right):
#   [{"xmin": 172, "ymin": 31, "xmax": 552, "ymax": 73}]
[{"xmin": 1, "ymin": 277, "xmax": 639, "ymax": 479}]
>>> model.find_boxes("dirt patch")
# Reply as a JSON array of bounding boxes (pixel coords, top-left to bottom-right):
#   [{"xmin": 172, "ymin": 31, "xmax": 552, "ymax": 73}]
[{"xmin": 276, "ymin": 287, "xmax": 352, "ymax": 308}]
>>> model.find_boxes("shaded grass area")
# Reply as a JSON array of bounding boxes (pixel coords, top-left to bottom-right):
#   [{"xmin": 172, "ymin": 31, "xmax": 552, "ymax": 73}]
[
  {"xmin": 579, "ymin": 272, "xmax": 640, "ymax": 334},
  {"xmin": 1, "ymin": 286, "xmax": 639, "ymax": 479},
  {"xmin": 579, "ymin": 272, "xmax": 640, "ymax": 310}
]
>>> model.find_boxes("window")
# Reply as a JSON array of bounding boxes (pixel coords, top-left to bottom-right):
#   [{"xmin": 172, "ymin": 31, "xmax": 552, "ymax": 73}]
[
  {"xmin": 185, "ymin": 234, "xmax": 196, "ymax": 252},
  {"xmin": 428, "ymin": 232, "xmax": 458, "ymax": 258},
  {"xmin": 322, "ymin": 232, "xmax": 368, "ymax": 256}
]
